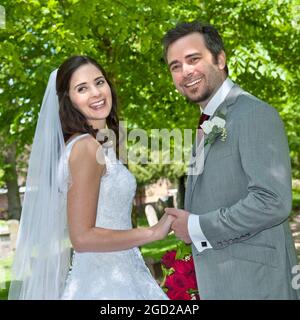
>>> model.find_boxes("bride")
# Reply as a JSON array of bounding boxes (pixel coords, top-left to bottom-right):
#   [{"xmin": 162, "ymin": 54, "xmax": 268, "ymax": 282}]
[{"xmin": 9, "ymin": 55, "xmax": 174, "ymax": 300}]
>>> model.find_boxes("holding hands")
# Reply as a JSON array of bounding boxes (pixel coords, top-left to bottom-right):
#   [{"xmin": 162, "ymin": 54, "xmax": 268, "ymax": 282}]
[
  {"xmin": 150, "ymin": 213, "xmax": 176, "ymax": 241},
  {"xmin": 165, "ymin": 208, "xmax": 192, "ymax": 244}
]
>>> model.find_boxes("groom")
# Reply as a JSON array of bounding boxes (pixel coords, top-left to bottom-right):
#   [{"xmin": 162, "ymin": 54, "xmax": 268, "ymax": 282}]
[{"xmin": 163, "ymin": 21, "xmax": 300, "ymax": 299}]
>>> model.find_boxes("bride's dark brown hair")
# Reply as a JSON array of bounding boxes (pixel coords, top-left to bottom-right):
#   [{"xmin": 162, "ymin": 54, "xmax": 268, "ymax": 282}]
[{"xmin": 56, "ymin": 55, "xmax": 119, "ymax": 153}]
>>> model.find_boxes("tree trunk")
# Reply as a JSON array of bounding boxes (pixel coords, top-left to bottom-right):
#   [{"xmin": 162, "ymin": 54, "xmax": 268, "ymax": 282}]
[
  {"xmin": 3, "ymin": 142, "xmax": 21, "ymax": 220},
  {"xmin": 177, "ymin": 175, "xmax": 186, "ymax": 209}
]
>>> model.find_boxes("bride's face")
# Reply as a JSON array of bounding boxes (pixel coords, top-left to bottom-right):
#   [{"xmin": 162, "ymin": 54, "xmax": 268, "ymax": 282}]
[{"xmin": 68, "ymin": 63, "xmax": 112, "ymax": 129}]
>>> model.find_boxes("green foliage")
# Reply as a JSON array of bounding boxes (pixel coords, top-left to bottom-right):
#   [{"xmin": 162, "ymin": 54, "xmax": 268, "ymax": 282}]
[
  {"xmin": 175, "ymin": 241, "xmax": 192, "ymax": 260},
  {"xmin": 0, "ymin": 0, "xmax": 299, "ymax": 186},
  {"xmin": 292, "ymin": 187, "xmax": 300, "ymax": 213}
]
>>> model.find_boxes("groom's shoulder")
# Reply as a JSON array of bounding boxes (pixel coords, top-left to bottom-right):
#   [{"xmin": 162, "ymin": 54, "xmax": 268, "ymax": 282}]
[{"xmin": 231, "ymin": 85, "xmax": 279, "ymax": 119}]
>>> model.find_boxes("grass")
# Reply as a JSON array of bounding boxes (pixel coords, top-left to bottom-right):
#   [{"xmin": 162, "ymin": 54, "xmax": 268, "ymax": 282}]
[
  {"xmin": 0, "ymin": 216, "xmax": 179, "ymax": 300},
  {"xmin": 137, "ymin": 214, "xmax": 179, "ymax": 261},
  {"xmin": 141, "ymin": 233, "xmax": 178, "ymax": 261},
  {"xmin": 1, "ymin": 189, "xmax": 299, "ymax": 300},
  {"xmin": 0, "ymin": 255, "xmax": 12, "ymax": 300}
]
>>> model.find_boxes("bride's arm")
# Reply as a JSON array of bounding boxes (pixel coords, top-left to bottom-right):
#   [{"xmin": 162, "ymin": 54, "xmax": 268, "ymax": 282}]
[{"xmin": 67, "ymin": 136, "xmax": 173, "ymax": 253}]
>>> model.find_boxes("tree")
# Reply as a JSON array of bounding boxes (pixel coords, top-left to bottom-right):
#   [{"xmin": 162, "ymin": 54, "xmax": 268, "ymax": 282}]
[{"xmin": 0, "ymin": 0, "xmax": 299, "ymax": 218}]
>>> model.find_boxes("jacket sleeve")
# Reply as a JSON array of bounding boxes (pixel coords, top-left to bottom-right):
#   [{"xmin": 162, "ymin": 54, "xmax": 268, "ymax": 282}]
[{"xmin": 198, "ymin": 103, "xmax": 292, "ymax": 249}]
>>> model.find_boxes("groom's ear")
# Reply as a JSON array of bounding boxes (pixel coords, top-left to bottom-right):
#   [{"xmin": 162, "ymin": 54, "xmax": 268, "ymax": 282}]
[{"xmin": 217, "ymin": 50, "xmax": 226, "ymax": 71}]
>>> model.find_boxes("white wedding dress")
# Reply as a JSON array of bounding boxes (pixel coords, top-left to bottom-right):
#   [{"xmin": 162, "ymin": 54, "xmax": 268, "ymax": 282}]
[{"xmin": 60, "ymin": 134, "xmax": 168, "ymax": 300}]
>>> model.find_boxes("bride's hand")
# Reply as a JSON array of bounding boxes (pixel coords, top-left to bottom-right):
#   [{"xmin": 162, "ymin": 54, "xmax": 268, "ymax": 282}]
[{"xmin": 150, "ymin": 213, "xmax": 175, "ymax": 241}]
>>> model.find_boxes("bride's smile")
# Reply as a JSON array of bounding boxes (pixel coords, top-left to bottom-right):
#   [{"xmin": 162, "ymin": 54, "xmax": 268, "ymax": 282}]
[{"xmin": 69, "ymin": 63, "xmax": 112, "ymax": 130}]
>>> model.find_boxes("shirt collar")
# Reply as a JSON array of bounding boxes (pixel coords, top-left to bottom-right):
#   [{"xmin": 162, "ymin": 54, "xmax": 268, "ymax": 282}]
[{"xmin": 200, "ymin": 78, "xmax": 234, "ymax": 116}]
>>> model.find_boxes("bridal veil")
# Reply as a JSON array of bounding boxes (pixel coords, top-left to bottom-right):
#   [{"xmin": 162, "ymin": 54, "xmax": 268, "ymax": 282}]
[{"xmin": 9, "ymin": 69, "xmax": 70, "ymax": 299}]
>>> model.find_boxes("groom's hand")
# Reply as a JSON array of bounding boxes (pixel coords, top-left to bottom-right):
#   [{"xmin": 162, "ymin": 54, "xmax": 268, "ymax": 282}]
[{"xmin": 165, "ymin": 208, "xmax": 192, "ymax": 244}]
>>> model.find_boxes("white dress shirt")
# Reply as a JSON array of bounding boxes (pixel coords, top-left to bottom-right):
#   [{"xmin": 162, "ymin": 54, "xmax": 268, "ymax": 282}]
[{"xmin": 188, "ymin": 78, "xmax": 234, "ymax": 252}]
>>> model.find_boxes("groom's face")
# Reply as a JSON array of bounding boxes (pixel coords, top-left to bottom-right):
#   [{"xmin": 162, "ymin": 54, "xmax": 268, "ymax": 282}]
[{"xmin": 166, "ymin": 32, "xmax": 226, "ymax": 106}]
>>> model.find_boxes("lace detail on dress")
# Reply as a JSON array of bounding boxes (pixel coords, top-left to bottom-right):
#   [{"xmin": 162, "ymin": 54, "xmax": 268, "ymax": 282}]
[{"xmin": 59, "ymin": 134, "xmax": 168, "ymax": 300}]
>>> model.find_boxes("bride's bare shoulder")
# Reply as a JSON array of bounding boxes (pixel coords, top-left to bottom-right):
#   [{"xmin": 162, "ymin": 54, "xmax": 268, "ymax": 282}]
[{"xmin": 69, "ymin": 134, "xmax": 103, "ymax": 166}]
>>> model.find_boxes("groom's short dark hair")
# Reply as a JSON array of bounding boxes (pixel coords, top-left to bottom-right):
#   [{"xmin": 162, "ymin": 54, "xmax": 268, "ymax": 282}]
[{"xmin": 162, "ymin": 21, "xmax": 228, "ymax": 75}]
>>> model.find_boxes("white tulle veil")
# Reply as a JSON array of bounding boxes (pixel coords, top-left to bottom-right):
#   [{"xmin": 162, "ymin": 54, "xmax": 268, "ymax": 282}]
[{"xmin": 8, "ymin": 69, "xmax": 71, "ymax": 299}]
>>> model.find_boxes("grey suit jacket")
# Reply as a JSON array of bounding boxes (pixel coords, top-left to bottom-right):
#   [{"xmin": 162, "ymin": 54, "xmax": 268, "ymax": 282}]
[{"xmin": 185, "ymin": 84, "xmax": 300, "ymax": 299}]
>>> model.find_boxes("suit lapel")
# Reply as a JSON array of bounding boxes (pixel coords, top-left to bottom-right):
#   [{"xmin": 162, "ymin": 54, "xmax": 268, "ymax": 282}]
[
  {"xmin": 189, "ymin": 142, "xmax": 210, "ymax": 189},
  {"xmin": 185, "ymin": 172, "xmax": 193, "ymax": 210},
  {"xmin": 189, "ymin": 85, "xmax": 243, "ymax": 201}
]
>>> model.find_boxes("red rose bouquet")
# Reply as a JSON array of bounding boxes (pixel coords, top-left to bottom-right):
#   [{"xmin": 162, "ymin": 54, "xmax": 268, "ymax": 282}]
[{"xmin": 161, "ymin": 242, "xmax": 200, "ymax": 300}]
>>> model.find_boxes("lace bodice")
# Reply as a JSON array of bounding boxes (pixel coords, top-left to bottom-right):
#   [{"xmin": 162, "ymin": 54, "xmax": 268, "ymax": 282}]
[
  {"xmin": 59, "ymin": 134, "xmax": 136, "ymax": 229},
  {"xmin": 59, "ymin": 134, "xmax": 168, "ymax": 300},
  {"xmin": 95, "ymin": 144, "xmax": 136, "ymax": 230}
]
